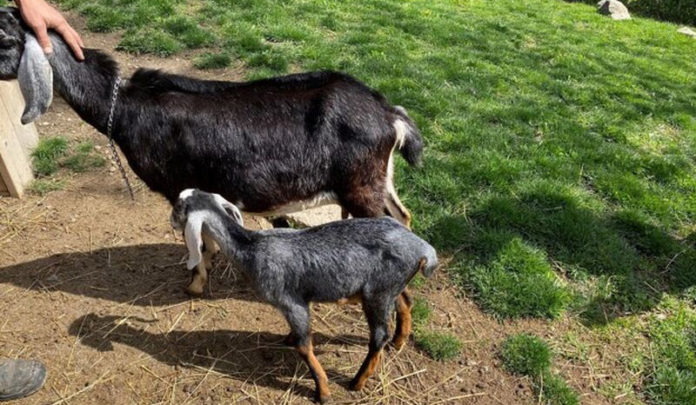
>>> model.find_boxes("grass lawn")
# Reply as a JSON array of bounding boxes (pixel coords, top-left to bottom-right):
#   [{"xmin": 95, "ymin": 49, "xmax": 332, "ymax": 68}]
[{"xmin": 53, "ymin": 0, "xmax": 696, "ymax": 402}]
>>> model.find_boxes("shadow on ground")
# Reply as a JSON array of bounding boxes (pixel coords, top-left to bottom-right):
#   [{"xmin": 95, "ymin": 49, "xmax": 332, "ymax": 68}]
[
  {"xmin": 69, "ymin": 313, "xmax": 367, "ymax": 399},
  {"xmin": 0, "ymin": 244, "xmax": 261, "ymax": 306}
]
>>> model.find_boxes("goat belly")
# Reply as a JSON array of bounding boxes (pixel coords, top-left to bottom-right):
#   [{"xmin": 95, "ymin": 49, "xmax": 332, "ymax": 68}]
[{"xmin": 245, "ymin": 192, "xmax": 338, "ymax": 216}]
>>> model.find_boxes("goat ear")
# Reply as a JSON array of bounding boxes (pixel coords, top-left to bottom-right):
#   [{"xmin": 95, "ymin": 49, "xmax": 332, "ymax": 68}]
[
  {"xmin": 223, "ymin": 202, "xmax": 244, "ymax": 226},
  {"xmin": 211, "ymin": 193, "xmax": 244, "ymax": 226},
  {"xmin": 18, "ymin": 34, "xmax": 53, "ymax": 124},
  {"xmin": 184, "ymin": 214, "xmax": 204, "ymax": 270}
]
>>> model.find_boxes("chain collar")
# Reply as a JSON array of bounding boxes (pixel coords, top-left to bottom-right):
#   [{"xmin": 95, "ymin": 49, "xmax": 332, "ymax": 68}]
[
  {"xmin": 107, "ymin": 76, "xmax": 121, "ymax": 139},
  {"xmin": 106, "ymin": 76, "xmax": 135, "ymax": 201}
]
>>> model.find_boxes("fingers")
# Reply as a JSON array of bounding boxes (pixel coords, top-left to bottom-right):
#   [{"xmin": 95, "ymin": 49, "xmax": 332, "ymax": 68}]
[
  {"xmin": 16, "ymin": 0, "xmax": 85, "ymax": 61},
  {"xmin": 31, "ymin": 21, "xmax": 53, "ymax": 54},
  {"xmin": 54, "ymin": 21, "xmax": 84, "ymax": 60}
]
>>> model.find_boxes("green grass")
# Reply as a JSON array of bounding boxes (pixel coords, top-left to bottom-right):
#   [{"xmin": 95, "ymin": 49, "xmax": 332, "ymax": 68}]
[
  {"xmin": 61, "ymin": 141, "xmax": 106, "ymax": 173},
  {"xmin": 411, "ymin": 297, "xmax": 431, "ymax": 328},
  {"xmin": 28, "ymin": 178, "xmax": 66, "ymax": 195},
  {"xmin": 501, "ymin": 333, "xmax": 551, "ymax": 377},
  {"xmin": 31, "ymin": 136, "xmax": 69, "ymax": 177},
  {"xmin": 540, "ymin": 373, "xmax": 580, "ymax": 405},
  {"xmin": 53, "ymin": 0, "xmax": 696, "ymax": 401},
  {"xmin": 410, "ymin": 297, "xmax": 461, "ymax": 360},
  {"xmin": 501, "ymin": 334, "xmax": 579, "ymax": 405},
  {"xmin": 645, "ymin": 299, "xmax": 696, "ymax": 404},
  {"xmin": 193, "ymin": 52, "xmax": 232, "ymax": 69},
  {"xmin": 117, "ymin": 28, "xmax": 183, "ymax": 56},
  {"xmin": 31, "ymin": 138, "xmax": 105, "ymax": 177},
  {"xmin": 464, "ymin": 236, "xmax": 571, "ymax": 319},
  {"xmin": 414, "ymin": 331, "xmax": 462, "ymax": 361}
]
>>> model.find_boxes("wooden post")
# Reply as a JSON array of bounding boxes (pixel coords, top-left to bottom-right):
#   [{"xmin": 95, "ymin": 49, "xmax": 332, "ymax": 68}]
[{"xmin": 0, "ymin": 80, "xmax": 38, "ymax": 198}]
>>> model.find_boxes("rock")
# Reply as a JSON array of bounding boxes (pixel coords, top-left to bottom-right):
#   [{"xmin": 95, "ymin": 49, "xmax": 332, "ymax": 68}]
[
  {"xmin": 597, "ymin": 0, "xmax": 631, "ymax": 20},
  {"xmin": 677, "ymin": 27, "xmax": 696, "ymax": 38},
  {"xmin": 286, "ymin": 205, "xmax": 342, "ymax": 228}
]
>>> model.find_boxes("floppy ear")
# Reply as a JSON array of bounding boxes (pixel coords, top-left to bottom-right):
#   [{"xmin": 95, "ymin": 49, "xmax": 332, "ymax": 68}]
[
  {"xmin": 222, "ymin": 202, "xmax": 244, "ymax": 226},
  {"xmin": 18, "ymin": 34, "xmax": 53, "ymax": 124},
  {"xmin": 212, "ymin": 193, "xmax": 244, "ymax": 226},
  {"xmin": 184, "ymin": 213, "xmax": 204, "ymax": 270}
]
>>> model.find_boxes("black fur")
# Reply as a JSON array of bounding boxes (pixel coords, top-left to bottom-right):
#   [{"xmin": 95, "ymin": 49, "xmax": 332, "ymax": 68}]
[{"xmin": 0, "ymin": 15, "xmax": 424, "ymax": 219}]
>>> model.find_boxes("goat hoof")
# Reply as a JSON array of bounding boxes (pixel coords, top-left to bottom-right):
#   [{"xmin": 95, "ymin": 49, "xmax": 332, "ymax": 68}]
[
  {"xmin": 314, "ymin": 392, "xmax": 330, "ymax": 404},
  {"xmin": 348, "ymin": 378, "xmax": 364, "ymax": 391},
  {"xmin": 283, "ymin": 333, "xmax": 298, "ymax": 347},
  {"xmin": 390, "ymin": 338, "xmax": 406, "ymax": 351},
  {"xmin": 185, "ymin": 285, "xmax": 204, "ymax": 297}
]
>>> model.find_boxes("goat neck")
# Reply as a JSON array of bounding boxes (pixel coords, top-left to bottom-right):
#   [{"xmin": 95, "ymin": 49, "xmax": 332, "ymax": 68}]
[
  {"xmin": 200, "ymin": 211, "xmax": 255, "ymax": 264},
  {"xmin": 47, "ymin": 33, "xmax": 118, "ymax": 134}
]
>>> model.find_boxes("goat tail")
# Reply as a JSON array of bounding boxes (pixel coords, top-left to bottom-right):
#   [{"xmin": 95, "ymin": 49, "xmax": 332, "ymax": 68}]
[
  {"xmin": 392, "ymin": 106, "xmax": 424, "ymax": 167},
  {"xmin": 417, "ymin": 246, "xmax": 439, "ymax": 279}
]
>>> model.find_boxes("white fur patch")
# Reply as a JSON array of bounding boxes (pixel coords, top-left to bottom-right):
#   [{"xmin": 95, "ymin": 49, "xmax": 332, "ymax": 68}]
[
  {"xmin": 393, "ymin": 119, "xmax": 408, "ymax": 149},
  {"xmin": 384, "ymin": 128, "xmax": 411, "ymax": 226},
  {"xmin": 252, "ymin": 192, "xmax": 338, "ymax": 216},
  {"xmin": 179, "ymin": 188, "xmax": 196, "ymax": 200},
  {"xmin": 212, "ymin": 193, "xmax": 244, "ymax": 226},
  {"xmin": 184, "ymin": 211, "xmax": 205, "ymax": 270}
]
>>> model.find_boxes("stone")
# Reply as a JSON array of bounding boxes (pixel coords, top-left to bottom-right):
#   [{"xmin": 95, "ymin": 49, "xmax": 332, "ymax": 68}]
[
  {"xmin": 597, "ymin": 0, "xmax": 631, "ymax": 20},
  {"xmin": 677, "ymin": 27, "xmax": 696, "ymax": 38},
  {"xmin": 286, "ymin": 204, "xmax": 342, "ymax": 228}
]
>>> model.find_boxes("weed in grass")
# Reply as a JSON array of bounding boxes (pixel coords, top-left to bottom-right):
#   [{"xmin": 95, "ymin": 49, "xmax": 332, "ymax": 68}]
[
  {"xmin": 62, "ymin": 154, "xmax": 106, "ymax": 173},
  {"xmin": 501, "ymin": 333, "xmax": 551, "ymax": 377},
  {"xmin": 414, "ymin": 331, "xmax": 462, "ymax": 361},
  {"xmin": 540, "ymin": 372, "xmax": 580, "ymax": 405},
  {"xmin": 28, "ymin": 179, "xmax": 66, "ymax": 195},
  {"xmin": 61, "ymin": 141, "xmax": 106, "ymax": 173},
  {"xmin": 409, "ymin": 294, "xmax": 461, "ymax": 361},
  {"xmin": 410, "ymin": 297, "xmax": 431, "ymax": 328},
  {"xmin": 31, "ymin": 137, "xmax": 69, "ymax": 177},
  {"xmin": 194, "ymin": 52, "xmax": 232, "ymax": 69},
  {"xmin": 501, "ymin": 334, "xmax": 579, "ymax": 404},
  {"xmin": 32, "ymin": 138, "xmax": 105, "ymax": 177}
]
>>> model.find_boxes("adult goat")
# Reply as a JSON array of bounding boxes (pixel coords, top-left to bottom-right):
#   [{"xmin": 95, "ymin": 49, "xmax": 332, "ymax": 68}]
[{"xmin": 0, "ymin": 8, "xmax": 424, "ymax": 294}]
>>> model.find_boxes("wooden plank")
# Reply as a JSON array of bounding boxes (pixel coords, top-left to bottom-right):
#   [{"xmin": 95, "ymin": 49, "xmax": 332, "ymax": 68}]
[
  {"xmin": 0, "ymin": 81, "xmax": 39, "ymax": 156},
  {"xmin": 0, "ymin": 175, "xmax": 8, "ymax": 196},
  {"xmin": 0, "ymin": 81, "xmax": 35, "ymax": 198}
]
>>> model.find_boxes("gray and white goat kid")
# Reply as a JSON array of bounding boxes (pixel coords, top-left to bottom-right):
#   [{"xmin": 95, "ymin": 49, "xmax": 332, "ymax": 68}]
[{"xmin": 171, "ymin": 189, "xmax": 438, "ymax": 403}]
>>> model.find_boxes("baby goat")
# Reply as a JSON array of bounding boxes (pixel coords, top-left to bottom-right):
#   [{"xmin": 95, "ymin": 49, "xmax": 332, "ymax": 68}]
[
  {"xmin": 171, "ymin": 189, "xmax": 438, "ymax": 402},
  {"xmin": 0, "ymin": 8, "xmax": 424, "ymax": 296}
]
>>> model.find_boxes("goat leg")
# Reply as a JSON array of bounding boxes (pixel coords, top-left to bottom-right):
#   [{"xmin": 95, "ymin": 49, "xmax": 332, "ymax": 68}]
[
  {"xmin": 296, "ymin": 339, "xmax": 330, "ymax": 403},
  {"xmin": 185, "ymin": 235, "xmax": 218, "ymax": 296},
  {"xmin": 391, "ymin": 289, "xmax": 413, "ymax": 350},
  {"xmin": 350, "ymin": 303, "xmax": 390, "ymax": 391}
]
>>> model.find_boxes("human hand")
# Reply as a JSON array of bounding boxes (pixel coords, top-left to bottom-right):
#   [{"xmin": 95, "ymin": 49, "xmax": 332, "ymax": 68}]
[{"xmin": 15, "ymin": 0, "xmax": 84, "ymax": 60}]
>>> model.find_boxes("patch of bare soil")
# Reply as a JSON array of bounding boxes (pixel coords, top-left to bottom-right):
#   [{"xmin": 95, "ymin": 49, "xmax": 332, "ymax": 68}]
[{"xmin": 0, "ymin": 11, "xmax": 629, "ymax": 405}]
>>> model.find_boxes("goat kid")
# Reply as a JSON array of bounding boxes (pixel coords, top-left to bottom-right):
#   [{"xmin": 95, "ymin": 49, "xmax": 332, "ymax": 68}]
[
  {"xmin": 171, "ymin": 189, "xmax": 438, "ymax": 403},
  {"xmin": 0, "ymin": 8, "xmax": 425, "ymax": 296}
]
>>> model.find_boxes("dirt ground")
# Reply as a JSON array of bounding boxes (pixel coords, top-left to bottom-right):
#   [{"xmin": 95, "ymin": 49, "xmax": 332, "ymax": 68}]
[{"xmin": 0, "ymin": 12, "xmax": 631, "ymax": 405}]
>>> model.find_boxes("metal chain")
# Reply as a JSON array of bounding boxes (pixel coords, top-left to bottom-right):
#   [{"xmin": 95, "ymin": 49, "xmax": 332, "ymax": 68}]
[{"xmin": 106, "ymin": 76, "xmax": 135, "ymax": 201}]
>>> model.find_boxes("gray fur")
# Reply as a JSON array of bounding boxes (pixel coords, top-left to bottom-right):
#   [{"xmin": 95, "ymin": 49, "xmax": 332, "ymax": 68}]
[
  {"xmin": 172, "ymin": 189, "xmax": 437, "ymax": 308},
  {"xmin": 171, "ymin": 189, "xmax": 438, "ymax": 399},
  {"xmin": 18, "ymin": 35, "xmax": 52, "ymax": 124}
]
